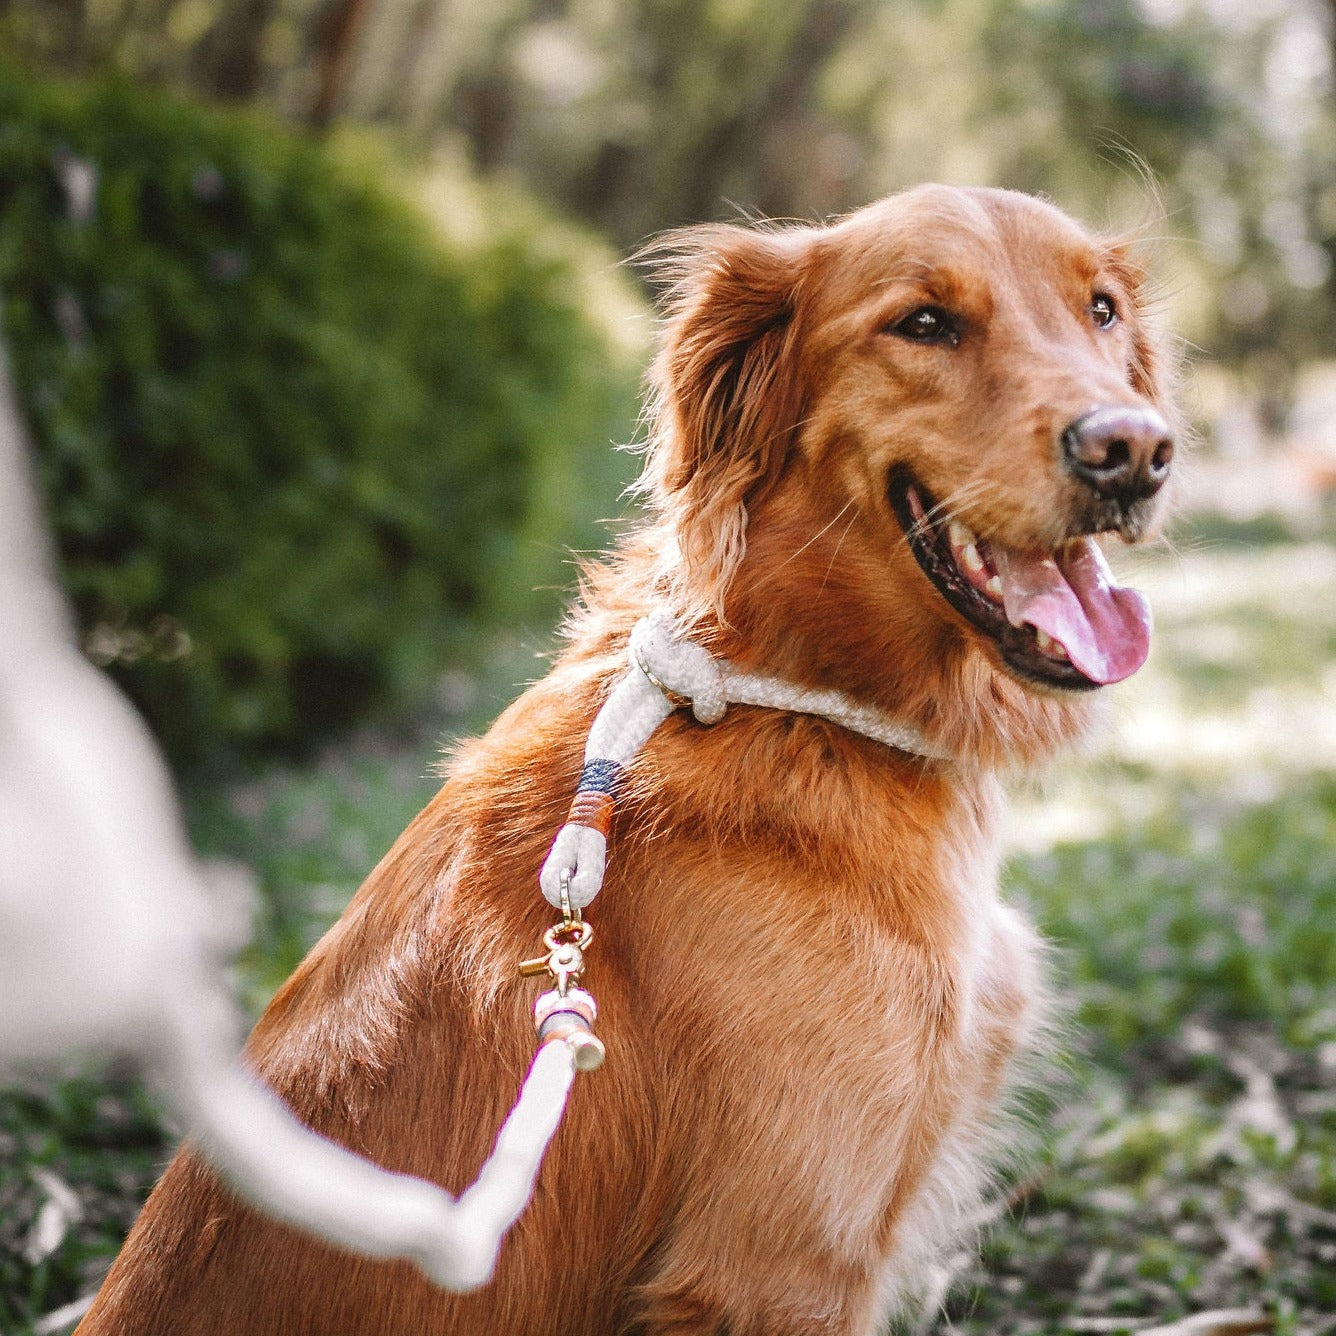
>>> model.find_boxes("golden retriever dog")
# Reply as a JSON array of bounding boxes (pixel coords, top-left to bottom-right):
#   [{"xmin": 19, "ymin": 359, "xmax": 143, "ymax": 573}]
[{"xmin": 81, "ymin": 184, "xmax": 1175, "ymax": 1335}]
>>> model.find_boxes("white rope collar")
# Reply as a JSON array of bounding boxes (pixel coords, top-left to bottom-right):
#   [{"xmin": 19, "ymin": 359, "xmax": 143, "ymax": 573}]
[{"xmin": 540, "ymin": 609, "xmax": 948, "ymax": 911}]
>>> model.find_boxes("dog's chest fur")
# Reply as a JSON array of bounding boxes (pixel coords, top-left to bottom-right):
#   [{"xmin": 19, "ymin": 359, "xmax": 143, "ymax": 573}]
[{"xmin": 585, "ymin": 711, "xmax": 1044, "ymax": 1327}]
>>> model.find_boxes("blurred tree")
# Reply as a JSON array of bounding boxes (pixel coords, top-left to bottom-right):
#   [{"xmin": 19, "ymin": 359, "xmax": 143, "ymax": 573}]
[{"xmin": 308, "ymin": 0, "xmax": 374, "ymax": 127}]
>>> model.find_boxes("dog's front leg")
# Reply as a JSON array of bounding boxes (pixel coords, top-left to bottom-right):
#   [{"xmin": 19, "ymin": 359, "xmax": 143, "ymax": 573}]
[{"xmin": 629, "ymin": 1260, "xmax": 884, "ymax": 1336}]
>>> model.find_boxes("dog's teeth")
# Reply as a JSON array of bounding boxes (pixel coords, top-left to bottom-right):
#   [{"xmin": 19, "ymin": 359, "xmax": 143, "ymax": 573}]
[
  {"xmin": 948, "ymin": 520, "xmax": 975, "ymax": 550},
  {"xmin": 985, "ymin": 575, "xmax": 1003, "ymax": 600},
  {"xmin": 961, "ymin": 543, "xmax": 985, "ymax": 576},
  {"xmin": 1033, "ymin": 629, "xmax": 1069, "ymax": 660}
]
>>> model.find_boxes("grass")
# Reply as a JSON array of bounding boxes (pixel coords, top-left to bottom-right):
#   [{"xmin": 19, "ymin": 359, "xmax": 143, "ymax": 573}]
[
  {"xmin": 3, "ymin": 498, "xmax": 1334, "ymax": 1334},
  {"xmin": 936, "ymin": 769, "xmax": 1336, "ymax": 1335}
]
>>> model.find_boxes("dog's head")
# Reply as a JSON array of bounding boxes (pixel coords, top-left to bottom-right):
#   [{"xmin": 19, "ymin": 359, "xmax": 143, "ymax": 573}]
[{"xmin": 642, "ymin": 185, "xmax": 1179, "ymax": 761}]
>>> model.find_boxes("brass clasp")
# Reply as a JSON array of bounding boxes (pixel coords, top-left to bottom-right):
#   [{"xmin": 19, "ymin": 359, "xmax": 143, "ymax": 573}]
[
  {"xmin": 520, "ymin": 873, "xmax": 604, "ymax": 1067},
  {"xmin": 518, "ymin": 919, "xmax": 594, "ymax": 996}
]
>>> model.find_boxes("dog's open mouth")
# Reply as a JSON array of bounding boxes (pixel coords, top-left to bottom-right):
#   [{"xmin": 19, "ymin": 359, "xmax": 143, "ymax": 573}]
[{"xmin": 888, "ymin": 469, "xmax": 1152, "ymax": 691}]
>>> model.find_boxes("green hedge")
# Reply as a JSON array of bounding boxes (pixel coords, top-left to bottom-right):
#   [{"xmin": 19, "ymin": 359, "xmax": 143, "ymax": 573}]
[{"xmin": 0, "ymin": 67, "xmax": 639, "ymax": 767}]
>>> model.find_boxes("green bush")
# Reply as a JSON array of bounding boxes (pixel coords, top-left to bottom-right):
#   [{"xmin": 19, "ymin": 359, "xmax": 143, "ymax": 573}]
[{"xmin": 0, "ymin": 66, "xmax": 639, "ymax": 767}]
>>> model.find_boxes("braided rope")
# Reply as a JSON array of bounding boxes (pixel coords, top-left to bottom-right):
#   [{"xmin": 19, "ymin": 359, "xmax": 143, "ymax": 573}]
[{"xmin": 539, "ymin": 610, "xmax": 947, "ymax": 910}]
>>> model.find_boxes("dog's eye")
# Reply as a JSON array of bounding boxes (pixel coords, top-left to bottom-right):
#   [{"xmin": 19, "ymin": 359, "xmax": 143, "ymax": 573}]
[
  {"xmin": 1089, "ymin": 293, "xmax": 1118, "ymax": 329},
  {"xmin": 889, "ymin": 306, "xmax": 961, "ymax": 347}
]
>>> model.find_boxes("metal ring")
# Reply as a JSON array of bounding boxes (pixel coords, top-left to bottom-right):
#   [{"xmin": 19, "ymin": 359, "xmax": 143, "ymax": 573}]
[
  {"xmin": 543, "ymin": 921, "xmax": 593, "ymax": 951},
  {"xmin": 633, "ymin": 646, "xmax": 691, "ymax": 710},
  {"xmin": 558, "ymin": 868, "xmax": 581, "ymax": 926}
]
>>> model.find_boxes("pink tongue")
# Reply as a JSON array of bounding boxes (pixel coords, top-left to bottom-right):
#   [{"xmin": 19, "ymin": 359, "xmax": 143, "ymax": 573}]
[{"xmin": 991, "ymin": 538, "xmax": 1151, "ymax": 685}]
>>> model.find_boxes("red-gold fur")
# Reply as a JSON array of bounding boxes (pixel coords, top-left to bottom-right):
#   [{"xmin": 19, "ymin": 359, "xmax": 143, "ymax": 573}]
[{"xmin": 81, "ymin": 185, "xmax": 1174, "ymax": 1335}]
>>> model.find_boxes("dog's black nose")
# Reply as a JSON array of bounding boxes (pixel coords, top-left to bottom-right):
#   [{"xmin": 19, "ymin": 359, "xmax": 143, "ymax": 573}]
[{"xmin": 1062, "ymin": 405, "xmax": 1174, "ymax": 508}]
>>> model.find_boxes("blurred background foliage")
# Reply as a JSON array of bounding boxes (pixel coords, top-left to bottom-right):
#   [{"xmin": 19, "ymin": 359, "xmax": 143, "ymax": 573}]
[
  {"xmin": 1, "ymin": 1, "xmax": 1335, "ymax": 1333},
  {"xmin": 3, "ymin": 0, "xmax": 1334, "ymax": 362},
  {"xmin": 0, "ymin": 63, "xmax": 639, "ymax": 767},
  {"xmin": 1, "ymin": 0, "xmax": 1334, "ymax": 764}
]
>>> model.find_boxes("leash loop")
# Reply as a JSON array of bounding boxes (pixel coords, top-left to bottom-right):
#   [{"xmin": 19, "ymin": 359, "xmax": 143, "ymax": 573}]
[
  {"xmin": 632, "ymin": 642, "xmax": 691, "ymax": 711},
  {"xmin": 558, "ymin": 867, "xmax": 581, "ymax": 927}
]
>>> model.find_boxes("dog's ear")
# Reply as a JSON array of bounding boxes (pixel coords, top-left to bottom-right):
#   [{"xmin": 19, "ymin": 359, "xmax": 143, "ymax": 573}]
[{"xmin": 642, "ymin": 225, "xmax": 809, "ymax": 618}]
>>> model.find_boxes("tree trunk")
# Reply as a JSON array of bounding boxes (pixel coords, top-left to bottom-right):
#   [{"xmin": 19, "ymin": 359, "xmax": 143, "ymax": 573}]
[
  {"xmin": 308, "ymin": 0, "xmax": 377, "ymax": 128},
  {"xmin": 192, "ymin": 0, "xmax": 279, "ymax": 101}
]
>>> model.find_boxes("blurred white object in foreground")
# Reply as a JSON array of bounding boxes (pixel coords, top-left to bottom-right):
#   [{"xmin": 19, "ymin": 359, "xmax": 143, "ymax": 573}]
[{"xmin": 0, "ymin": 342, "xmax": 572, "ymax": 1291}]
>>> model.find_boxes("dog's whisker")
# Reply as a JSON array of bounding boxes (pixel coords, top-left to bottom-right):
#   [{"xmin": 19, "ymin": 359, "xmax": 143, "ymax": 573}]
[
  {"xmin": 813, "ymin": 509, "xmax": 860, "ymax": 604},
  {"xmin": 896, "ymin": 479, "xmax": 994, "ymax": 551},
  {"xmin": 923, "ymin": 480, "xmax": 993, "ymax": 528},
  {"xmin": 755, "ymin": 499, "xmax": 856, "ymax": 585}
]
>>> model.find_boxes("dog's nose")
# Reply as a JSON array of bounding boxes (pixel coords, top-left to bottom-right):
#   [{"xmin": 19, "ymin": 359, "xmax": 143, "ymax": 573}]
[{"xmin": 1061, "ymin": 405, "xmax": 1174, "ymax": 507}]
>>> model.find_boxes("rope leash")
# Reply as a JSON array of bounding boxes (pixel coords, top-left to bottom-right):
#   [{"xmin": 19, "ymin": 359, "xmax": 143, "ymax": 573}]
[{"xmin": 403, "ymin": 610, "xmax": 944, "ymax": 1289}]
